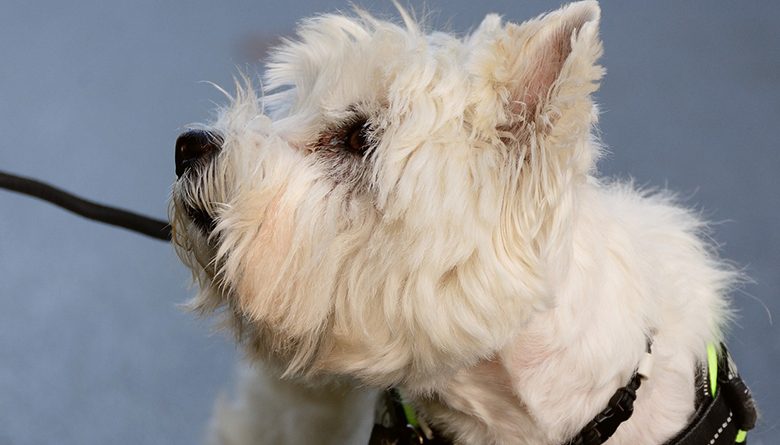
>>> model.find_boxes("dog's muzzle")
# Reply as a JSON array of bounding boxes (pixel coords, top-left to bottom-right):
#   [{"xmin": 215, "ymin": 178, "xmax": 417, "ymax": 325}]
[
  {"xmin": 175, "ymin": 129, "xmax": 223, "ymax": 178},
  {"xmin": 174, "ymin": 129, "xmax": 223, "ymax": 231}
]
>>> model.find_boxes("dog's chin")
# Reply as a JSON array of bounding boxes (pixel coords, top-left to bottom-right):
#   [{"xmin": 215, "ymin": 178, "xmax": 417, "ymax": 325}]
[{"xmin": 173, "ymin": 172, "xmax": 219, "ymax": 235}]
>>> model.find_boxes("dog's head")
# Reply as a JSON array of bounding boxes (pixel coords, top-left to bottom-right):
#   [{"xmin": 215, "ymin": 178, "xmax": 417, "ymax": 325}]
[{"xmin": 171, "ymin": 1, "xmax": 603, "ymax": 389}]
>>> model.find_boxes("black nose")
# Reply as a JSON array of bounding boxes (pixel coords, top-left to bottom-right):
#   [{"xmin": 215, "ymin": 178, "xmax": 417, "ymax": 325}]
[{"xmin": 175, "ymin": 130, "xmax": 222, "ymax": 177}]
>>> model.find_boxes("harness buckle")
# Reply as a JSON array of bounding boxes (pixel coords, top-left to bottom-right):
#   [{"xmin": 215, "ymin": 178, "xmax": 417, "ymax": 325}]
[{"xmin": 719, "ymin": 346, "xmax": 758, "ymax": 432}]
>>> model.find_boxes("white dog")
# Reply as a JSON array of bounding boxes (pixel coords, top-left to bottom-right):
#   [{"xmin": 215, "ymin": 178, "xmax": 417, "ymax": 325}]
[{"xmin": 170, "ymin": 2, "xmax": 752, "ymax": 444}]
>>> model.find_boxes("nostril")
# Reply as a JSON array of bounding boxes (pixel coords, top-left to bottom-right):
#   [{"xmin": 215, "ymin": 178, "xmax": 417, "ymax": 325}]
[{"xmin": 175, "ymin": 130, "xmax": 223, "ymax": 177}]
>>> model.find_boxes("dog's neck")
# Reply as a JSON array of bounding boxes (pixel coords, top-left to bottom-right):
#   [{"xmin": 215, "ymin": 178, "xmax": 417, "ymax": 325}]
[{"xmin": 411, "ymin": 187, "xmax": 718, "ymax": 445}]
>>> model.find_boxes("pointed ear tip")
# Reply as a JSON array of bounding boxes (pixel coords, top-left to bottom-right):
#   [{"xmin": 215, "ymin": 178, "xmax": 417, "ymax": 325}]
[
  {"xmin": 571, "ymin": 0, "xmax": 601, "ymax": 23},
  {"xmin": 481, "ymin": 13, "xmax": 503, "ymax": 26}
]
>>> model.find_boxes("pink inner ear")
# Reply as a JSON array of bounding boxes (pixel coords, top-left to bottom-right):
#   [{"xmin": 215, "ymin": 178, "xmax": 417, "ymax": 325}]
[
  {"xmin": 521, "ymin": 29, "xmax": 571, "ymax": 114},
  {"xmin": 515, "ymin": 9, "xmax": 596, "ymax": 123}
]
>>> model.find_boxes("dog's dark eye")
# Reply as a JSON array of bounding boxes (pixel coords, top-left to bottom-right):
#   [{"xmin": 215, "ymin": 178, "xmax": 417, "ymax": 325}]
[
  {"xmin": 314, "ymin": 115, "xmax": 373, "ymax": 158},
  {"xmin": 343, "ymin": 120, "xmax": 369, "ymax": 156}
]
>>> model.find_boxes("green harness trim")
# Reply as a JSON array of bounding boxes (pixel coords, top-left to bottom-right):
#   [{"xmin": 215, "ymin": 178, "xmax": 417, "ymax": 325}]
[
  {"xmin": 661, "ymin": 342, "xmax": 758, "ymax": 445},
  {"xmin": 401, "ymin": 400, "xmax": 419, "ymax": 429},
  {"xmin": 707, "ymin": 343, "xmax": 750, "ymax": 443},
  {"xmin": 707, "ymin": 343, "xmax": 719, "ymax": 397},
  {"xmin": 371, "ymin": 343, "xmax": 756, "ymax": 445}
]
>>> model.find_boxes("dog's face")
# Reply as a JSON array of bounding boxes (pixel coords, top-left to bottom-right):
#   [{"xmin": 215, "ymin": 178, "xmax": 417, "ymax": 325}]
[{"xmin": 171, "ymin": 1, "xmax": 603, "ymax": 388}]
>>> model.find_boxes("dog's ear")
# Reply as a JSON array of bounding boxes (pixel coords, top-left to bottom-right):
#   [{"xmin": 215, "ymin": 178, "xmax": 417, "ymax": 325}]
[
  {"xmin": 467, "ymin": 2, "xmax": 604, "ymax": 285},
  {"xmin": 471, "ymin": 1, "xmax": 603, "ymax": 145}
]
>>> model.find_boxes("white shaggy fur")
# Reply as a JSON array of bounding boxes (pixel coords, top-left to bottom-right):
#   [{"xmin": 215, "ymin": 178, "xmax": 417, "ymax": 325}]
[{"xmin": 171, "ymin": 2, "xmax": 736, "ymax": 444}]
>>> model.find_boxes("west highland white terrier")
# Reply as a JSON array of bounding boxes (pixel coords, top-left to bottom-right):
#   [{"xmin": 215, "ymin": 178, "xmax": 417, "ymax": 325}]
[{"xmin": 170, "ymin": 2, "xmax": 753, "ymax": 444}]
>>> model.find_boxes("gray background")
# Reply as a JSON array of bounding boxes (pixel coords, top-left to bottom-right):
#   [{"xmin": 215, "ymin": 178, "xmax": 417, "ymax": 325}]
[{"xmin": 0, "ymin": 1, "xmax": 777, "ymax": 444}]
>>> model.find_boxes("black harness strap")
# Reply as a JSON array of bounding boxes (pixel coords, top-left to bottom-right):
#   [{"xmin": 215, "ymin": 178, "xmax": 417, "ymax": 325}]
[
  {"xmin": 371, "ymin": 344, "xmax": 756, "ymax": 445},
  {"xmin": 665, "ymin": 386, "xmax": 738, "ymax": 445},
  {"xmin": 664, "ymin": 344, "xmax": 757, "ymax": 445},
  {"xmin": 564, "ymin": 371, "xmax": 644, "ymax": 445},
  {"xmin": 369, "ymin": 388, "xmax": 448, "ymax": 445}
]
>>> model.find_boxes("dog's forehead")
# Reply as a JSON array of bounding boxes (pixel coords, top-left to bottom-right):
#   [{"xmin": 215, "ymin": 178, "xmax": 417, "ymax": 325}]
[{"xmin": 263, "ymin": 14, "xmax": 467, "ymax": 118}]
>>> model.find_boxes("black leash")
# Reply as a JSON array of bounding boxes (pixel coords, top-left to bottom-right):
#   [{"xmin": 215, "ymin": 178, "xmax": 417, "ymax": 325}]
[{"xmin": 0, "ymin": 170, "xmax": 171, "ymax": 241}]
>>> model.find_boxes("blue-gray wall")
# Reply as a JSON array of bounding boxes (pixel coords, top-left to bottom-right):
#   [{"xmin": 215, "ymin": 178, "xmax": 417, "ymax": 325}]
[{"xmin": 0, "ymin": 1, "xmax": 777, "ymax": 444}]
